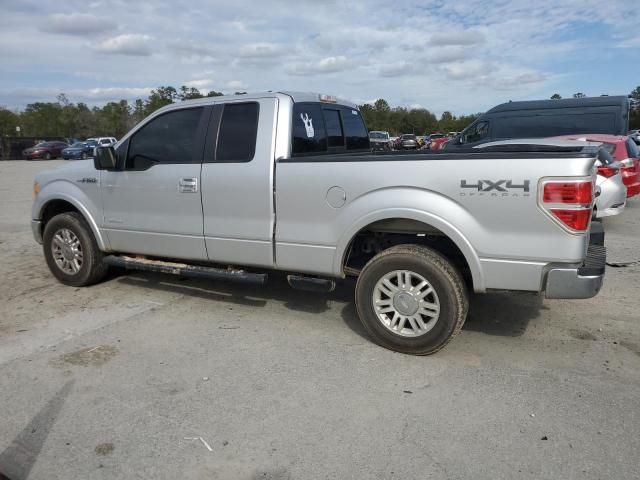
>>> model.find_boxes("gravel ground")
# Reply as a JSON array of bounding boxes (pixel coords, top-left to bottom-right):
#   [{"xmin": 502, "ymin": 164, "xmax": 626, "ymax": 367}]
[{"xmin": 0, "ymin": 160, "xmax": 638, "ymax": 480}]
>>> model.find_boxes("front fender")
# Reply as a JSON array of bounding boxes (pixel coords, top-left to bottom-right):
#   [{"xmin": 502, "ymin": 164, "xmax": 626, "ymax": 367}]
[
  {"xmin": 33, "ymin": 179, "xmax": 109, "ymax": 251},
  {"xmin": 331, "ymin": 187, "xmax": 485, "ymax": 292}
]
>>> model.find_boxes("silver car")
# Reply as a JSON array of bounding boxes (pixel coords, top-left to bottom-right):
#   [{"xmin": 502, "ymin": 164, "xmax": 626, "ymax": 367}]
[
  {"xmin": 398, "ymin": 134, "xmax": 418, "ymax": 150},
  {"xmin": 593, "ymin": 148, "xmax": 626, "ymax": 218},
  {"xmin": 474, "ymin": 138, "xmax": 626, "ymax": 217}
]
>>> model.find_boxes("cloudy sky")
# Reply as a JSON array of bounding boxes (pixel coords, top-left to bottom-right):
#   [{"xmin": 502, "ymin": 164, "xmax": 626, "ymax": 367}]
[{"xmin": 1, "ymin": 0, "xmax": 639, "ymax": 115}]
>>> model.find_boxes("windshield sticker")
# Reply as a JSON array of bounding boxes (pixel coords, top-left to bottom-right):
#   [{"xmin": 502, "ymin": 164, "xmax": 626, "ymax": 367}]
[
  {"xmin": 352, "ymin": 110, "xmax": 358, "ymax": 115},
  {"xmin": 300, "ymin": 113, "xmax": 315, "ymax": 138}
]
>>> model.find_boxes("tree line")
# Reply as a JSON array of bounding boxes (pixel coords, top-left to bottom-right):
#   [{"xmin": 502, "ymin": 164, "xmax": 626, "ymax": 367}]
[{"xmin": 1, "ymin": 85, "xmax": 639, "ymax": 140}]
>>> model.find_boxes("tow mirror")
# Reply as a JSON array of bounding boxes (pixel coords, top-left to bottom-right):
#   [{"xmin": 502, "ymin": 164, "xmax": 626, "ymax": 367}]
[{"xmin": 94, "ymin": 146, "xmax": 117, "ymax": 170}]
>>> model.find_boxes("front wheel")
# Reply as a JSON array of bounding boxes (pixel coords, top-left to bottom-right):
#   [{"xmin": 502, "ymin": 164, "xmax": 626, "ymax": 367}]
[
  {"xmin": 44, "ymin": 152, "xmax": 51, "ymax": 160},
  {"xmin": 43, "ymin": 212, "xmax": 108, "ymax": 287},
  {"xmin": 355, "ymin": 245, "xmax": 468, "ymax": 355}
]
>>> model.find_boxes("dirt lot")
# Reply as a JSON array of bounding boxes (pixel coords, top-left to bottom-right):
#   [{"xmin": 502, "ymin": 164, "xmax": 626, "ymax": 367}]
[{"xmin": 0, "ymin": 160, "xmax": 639, "ymax": 480}]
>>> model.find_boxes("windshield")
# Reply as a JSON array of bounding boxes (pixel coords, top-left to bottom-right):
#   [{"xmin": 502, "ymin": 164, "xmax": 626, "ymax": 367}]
[
  {"xmin": 430, "ymin": 134, "xmax": 444, "ymax": 139},
  {"xmin": 71, "ymin": 142, "xmax": 85, "ymax": 148},
  {"xmin": 34, "ymin": 142, "xmax": 47, "ymax": 147},
  {"xmin": 402, "ymin": 134, "xmax": 416, "ymax": 140},
  {"xmin": 100, "ymin": 139, "xmax": 111, "ymax": 144},
  {"xmin": 369, "ymin": 132, "xmax": 389, "ymax": 140}
]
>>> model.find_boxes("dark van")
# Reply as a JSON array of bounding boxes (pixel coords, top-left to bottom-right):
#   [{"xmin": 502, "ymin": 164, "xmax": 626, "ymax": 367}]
[{"xmin": 445, "ymin": 96, "xmax": 630, "ymax": 149}]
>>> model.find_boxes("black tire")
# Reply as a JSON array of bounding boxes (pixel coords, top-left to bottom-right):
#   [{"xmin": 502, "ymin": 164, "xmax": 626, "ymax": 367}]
[
  {"xmin": 355, "ymin": 244, "xmax": 468, "ymax": 355},
  {"xmin": 43, "ymin": 212, "xmax": 108, "ymax": 287},
  {"xmin": 44, "ymin": 152, "xmax": 51, "ymax": 160},
  {"xmin": 81, "ymin": 152, "xmax": 87, "ymax": 159}
]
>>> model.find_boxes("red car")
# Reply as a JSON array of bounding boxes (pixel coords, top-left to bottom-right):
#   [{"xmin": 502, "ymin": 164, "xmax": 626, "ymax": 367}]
[
  {"xmin": 22, "ymin": 141, "xmax": 68, "ymax": 160},
  {"xmin": 428, "ymin": 133, "xmax": 449, "ymax": 151},
  {"xmin": 559, "ymin": 134, "xmax": 640, "ymax": 197}
]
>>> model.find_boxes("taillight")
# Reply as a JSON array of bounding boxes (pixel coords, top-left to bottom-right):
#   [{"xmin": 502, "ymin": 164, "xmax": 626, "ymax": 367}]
[
  {"xmin": 548, "ymin": 209, "xmax": 591, "ymax": 231},
  {"xmin": 539, "ymin": 179, "xmax": 593, "ymax": 233},
  {"xmin": 597, "ymin": 166, "xmax": 617, "ymax": 178},
  {"xmin": 543, "ymin": 181, "xmax": 593, "ymax": 204}
]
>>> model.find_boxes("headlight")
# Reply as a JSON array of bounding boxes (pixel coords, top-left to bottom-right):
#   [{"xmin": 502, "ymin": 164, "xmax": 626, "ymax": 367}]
[{"xmin": 33, "ymin": 181, "xmax": 40, "ymax": 198}]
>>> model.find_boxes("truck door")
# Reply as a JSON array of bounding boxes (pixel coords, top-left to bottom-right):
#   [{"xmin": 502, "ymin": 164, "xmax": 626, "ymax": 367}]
[
  {"xmin": 201, "ymin": 98, "xmax": 277, "ymax": 267},
  {"xmin": 100, "ymin": 106, "xmax": 209, "ymax": 260}
]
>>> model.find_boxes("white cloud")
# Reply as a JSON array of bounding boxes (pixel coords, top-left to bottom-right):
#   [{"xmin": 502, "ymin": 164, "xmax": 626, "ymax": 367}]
[
  {"xmin": 237, "ymin": 42, "xmax": 283, "ymax": 58},
  {"xmin": 94, "ymin": 34, "xmax": 154, "ymax": 56},
  {"xmin": 286, "ymin": 56, "xmax": 349, "ymax": 76},
  {"xmin": 39, "ymin": 13, "xmax": 116, "ymax": 36},
  {"xmin": 429, "ymin": 30, "xmax": 486, "ymax": 46},
  {"xmin": 225, "ymin": 80, "xmax": 248, "ymax": 90},
  {"xmin": 184, "ymin": 79, "xmax": 215, "ymax": 89}
]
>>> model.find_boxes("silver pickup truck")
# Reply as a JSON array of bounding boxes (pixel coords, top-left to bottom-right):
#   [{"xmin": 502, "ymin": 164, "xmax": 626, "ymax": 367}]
[{"xmin": 31, "ymin": 91, "xmax": 606, "ymax": 355}]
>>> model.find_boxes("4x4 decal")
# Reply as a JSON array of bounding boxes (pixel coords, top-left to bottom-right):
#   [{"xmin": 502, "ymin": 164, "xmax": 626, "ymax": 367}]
[{"xmin": 459, "ymin": 179, "xmax": 530, "ymax": 197}]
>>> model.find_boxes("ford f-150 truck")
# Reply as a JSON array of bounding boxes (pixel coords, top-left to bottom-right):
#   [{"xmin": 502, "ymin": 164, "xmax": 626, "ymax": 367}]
[{"xmin": 31, "ymin": 91, "xmax": 606, "ymax": 355}]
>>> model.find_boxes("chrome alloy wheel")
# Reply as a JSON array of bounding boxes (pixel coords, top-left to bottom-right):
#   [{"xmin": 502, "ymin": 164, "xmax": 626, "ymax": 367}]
[
  {"xmin": 372, "ymin": 270, "xmax": 440, "ymax": 337},
  {"xmin": 51, "ymin": 228, "xmax": 83, "ymax": 275}
]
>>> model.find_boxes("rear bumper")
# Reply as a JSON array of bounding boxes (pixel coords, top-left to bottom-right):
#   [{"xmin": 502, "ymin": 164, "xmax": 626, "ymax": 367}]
[{"xmin": 544, "ymin": 224, "xmax": 605, "ymax": 299}]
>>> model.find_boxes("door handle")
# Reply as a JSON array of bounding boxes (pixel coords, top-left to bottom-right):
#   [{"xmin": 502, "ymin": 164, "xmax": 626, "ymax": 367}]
[{"xmin": 179, "ymin": 177, "xmax": 198, "ymax": 193}]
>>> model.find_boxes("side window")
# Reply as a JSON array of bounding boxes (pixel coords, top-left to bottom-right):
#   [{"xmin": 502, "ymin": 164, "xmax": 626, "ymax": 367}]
[
  {"xmin": 127, "ymin": 107, "xmax": 203, "ymax": 169},
  {"xmin": 323, "ymin": 109, "xmax": 344, "ymax": 148},
  {"xmin": 292, "ymin": 103, "xmax": 328, "ymax": 156},
  {"xmin": 216, "ymin": 102, "xmax": 259, "ymax": 162},
  {"xmin": 463, "ymin": 121, "xmax": 489, "ymax": 143},
  {"xmin": 341, "ymin": 109, "xmax": 369, "ymax": 150}
]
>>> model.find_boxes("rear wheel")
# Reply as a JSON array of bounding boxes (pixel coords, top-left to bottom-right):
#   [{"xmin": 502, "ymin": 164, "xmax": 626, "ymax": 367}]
[
  {"xmin": 43, "ymin": 212, "xmax": 108, "ymax": 286},
  {"xmin": 355, "ymin": 244, "xmax": 468, "ymax": 355},
  {"xmin": 81, "ymin": 152, "xmax": 87, "ymax": 159},
  {"xmin": 44, "ymin": 152, "xmax": 51, "ymax": 160}
]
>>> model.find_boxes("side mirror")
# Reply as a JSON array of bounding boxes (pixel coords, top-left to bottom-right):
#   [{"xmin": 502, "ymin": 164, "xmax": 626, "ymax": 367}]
[{"xmin": 94, "ymin": 146, "xmax": 117, "ymax": 170}]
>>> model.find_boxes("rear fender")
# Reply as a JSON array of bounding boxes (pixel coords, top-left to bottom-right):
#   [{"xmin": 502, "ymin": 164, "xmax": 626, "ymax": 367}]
[{"xmin": 332, "ymin": 188, "xmax": 485, "ymax": 291}]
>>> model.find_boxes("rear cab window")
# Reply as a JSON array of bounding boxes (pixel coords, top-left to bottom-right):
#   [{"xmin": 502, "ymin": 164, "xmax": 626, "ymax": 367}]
[
  {"xmin": 292, "ymin": 102, "xmax": 369, "ymax": 157},
  {"xmin": 216, "ymin": 102, "xmax": 260, "ymax": 162}
]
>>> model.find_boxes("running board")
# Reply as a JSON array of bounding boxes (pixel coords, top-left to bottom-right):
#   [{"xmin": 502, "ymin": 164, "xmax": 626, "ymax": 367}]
[
  {"xmin": 104, "ymin": 255, "xmax": 267, "ymax": 285},
  {"xmin": 287, "ymin": 275, "xmax": 336, "ymax": 293}
]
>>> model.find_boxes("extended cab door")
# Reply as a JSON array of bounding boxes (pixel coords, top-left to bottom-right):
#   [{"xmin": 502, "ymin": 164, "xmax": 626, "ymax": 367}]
[
  {"xmin": 100, "ymin": 106, "xmax": 210, "ymax": 260},
  {"xmin": 200, "ymin": 98, "xmax": 277, "ymax": 267}
]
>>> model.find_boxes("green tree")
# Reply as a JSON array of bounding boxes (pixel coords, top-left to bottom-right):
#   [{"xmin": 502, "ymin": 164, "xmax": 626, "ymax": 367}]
[
  {"xmin": 550, "ymin": 93, "xmax": 562, "ymax": 99},
  {"xmin": 96, "ymin": 100, "xmax": 131, "ymax": 137},
  {"xmin": 145, "ymin": 86, "xmax": 178, "ymax": 115},
  {"xmin": 21, "ymin": 102, "xmax": 64, "ymax": 136},
  {"xmin": 573, "ymin": 92, "xmax": 586, "ymax": 98},
  {"xmin": 0, "ymin": 108, "xmax": 20, "ymax": 137},
  {"xmin": 206, "ymin": 90, "xmax": 224, "ymax": 97},
  {"xmin": 179, "ymin": 86, "xmax": 204, "ymax": 100}
]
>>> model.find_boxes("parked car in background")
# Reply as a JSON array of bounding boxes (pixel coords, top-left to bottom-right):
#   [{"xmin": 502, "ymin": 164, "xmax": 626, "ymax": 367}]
[
  {"xmin": 444, "ymin": 96, "xmax": 630, "ymax": 150},
  {"xmin": 97, "ymin": 137, "xmax": 117, "ymax": 147},
  {"xmin": 369, "ymin": 131, "xmax": 391, "ymax": 151},
  {"xmin": 22, "ymin": 141, "xmax": 68, "ymax": 160},
  {"xmin": 475, "ymin": 138, "xmax": 627, "ymax": 218},
  {"xmin": 559, "ymin": 134, "xmax": 640, "ymax": 198},
  {"xmin": 62, "ymin": 142, "xmax": 95, "ymax": 160},
  {"xmin": 397, "ymin": 133, "xmax": 418, "ymax": 150},
  {"xmin": 428, "ymin": 133, "xmax": 449, "ymax": 151}
]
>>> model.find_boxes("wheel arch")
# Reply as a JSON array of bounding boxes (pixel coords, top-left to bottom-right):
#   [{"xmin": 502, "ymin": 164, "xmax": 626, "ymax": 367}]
[
  {"xmin": 334, "ymin": 209, "xmax": 484, "ymax": 292},
  {"xmin": 36, "ymin": 196, "xmax": 108, "ymax": 251}
]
